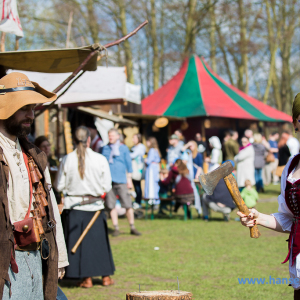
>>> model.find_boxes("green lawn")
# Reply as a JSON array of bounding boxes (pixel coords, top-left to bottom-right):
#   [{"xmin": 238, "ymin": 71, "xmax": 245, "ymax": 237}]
[{"xmin": 59, "ymin": 185, "xmax": 292, "ymax": 299}]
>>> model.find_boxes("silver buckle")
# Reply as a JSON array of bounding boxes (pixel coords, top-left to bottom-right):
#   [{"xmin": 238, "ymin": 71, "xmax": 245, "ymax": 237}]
[{"xmin": 47, "ymin": 219, "xmax": 56, "ymax": 228}]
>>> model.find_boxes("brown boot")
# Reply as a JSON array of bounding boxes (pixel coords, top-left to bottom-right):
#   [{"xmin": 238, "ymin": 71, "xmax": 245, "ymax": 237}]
[
  {"xmin": 77, "ymin": 277, "xmax": 93, "ymax": 288},
  {"xmin": 130, "ymin": 228, "xmax": 141, "ymax": 236},
  {"xmin": 102, "ymin": 276, "xmax": 114, "ymax": 286}
]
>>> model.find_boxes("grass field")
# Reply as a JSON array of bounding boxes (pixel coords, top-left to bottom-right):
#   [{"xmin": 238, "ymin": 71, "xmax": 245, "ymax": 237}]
[{"xmin": 59, "ymin": 184, "xmax": 293, "ymax": 300}]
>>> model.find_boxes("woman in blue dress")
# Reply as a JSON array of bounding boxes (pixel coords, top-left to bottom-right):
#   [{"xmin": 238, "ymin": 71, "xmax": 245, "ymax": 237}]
[{"xmin": 144, "ymin": 137, "xmax": 161, "ymax": 205}]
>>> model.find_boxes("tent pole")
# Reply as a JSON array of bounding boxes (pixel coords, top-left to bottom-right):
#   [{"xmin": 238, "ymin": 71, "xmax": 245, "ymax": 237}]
[
  {"xmin": 201, "ymin": 119, "xmax": 206, "ymax": 142},
  {"xmin": 56, "ymin": 106, "xmax": 60, "ymax": 158},
  {"xmin": 44, "ymin": 110, "xmax": 49, "ymax": 137}
]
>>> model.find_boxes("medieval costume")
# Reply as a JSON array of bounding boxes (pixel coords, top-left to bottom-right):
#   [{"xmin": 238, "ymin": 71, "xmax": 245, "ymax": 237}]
[
  {"xmin": 55, "ymin": 135, "xmax": 115, "ymax": 286},
  {"xmin": 234, "ymin": 142, "xmax": 255, "ymax": 188},
  {"xmin": 144, "ymin": 148, "xmax": 160, "ymax": 204},
  {"xmin": 238, "ymin": 93, "xmax": 300, "ymax": 299},
  {"xmin": 91, "ymin": 134, "xmax": 103, "ymax": 153},
  {"xmin": 0, "ymin": 72, "xmax": 68, "ymax": 300},
  {"xmin": 208, "ymin": 136, "xmax": 222, "ymax": 171},
  {"xmin": 272, "ymin": 154, "xmax": 300, "ymax": 290}
]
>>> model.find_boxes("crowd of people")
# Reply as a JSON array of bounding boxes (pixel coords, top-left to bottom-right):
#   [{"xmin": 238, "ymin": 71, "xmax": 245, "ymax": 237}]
[
  {"xmin": 1, "ymin": 69, "xmax": 299, "ymax": 299},
  {"xmin": 123, "ymin": 127, "xmax": 299, "ymax": 221},
  {"xmin": 31, "ymin": 116, "xmax": 300, "ymax": 291}
]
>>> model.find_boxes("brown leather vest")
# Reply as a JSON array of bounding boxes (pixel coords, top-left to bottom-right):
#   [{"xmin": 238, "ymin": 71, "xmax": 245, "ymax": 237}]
[{"xmin": 0, "ymin": 137, "xmax": 58, "ymax": 300}]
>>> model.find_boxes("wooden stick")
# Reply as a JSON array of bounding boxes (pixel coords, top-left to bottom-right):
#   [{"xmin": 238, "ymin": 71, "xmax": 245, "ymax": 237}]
[
  {"xmin": 224, "ymin": 174, "xmax": 261, "ymax": 238},
  {"xmin": 36, "ymin": 20, "xmax": 148, "ymax": 116},
  {"xmin": 71, "ymin": 210, "xmax": 101, "ymax": 254},
  {"xmin": 104, "ymin": 20, "xmax": 148, "ymax": 48}
]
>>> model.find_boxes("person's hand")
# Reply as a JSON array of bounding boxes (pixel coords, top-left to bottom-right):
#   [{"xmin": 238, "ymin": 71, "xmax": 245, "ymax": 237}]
[
  {"xmin": 195, "ymin": 167, "xmax": 203, "ymax": 179},
  {"xmin": 127, "ymin": 177, "xmax": 133, "ymax": 189},
  {"xmin": 58, "ymin": 267, "xmax": 65, "ymax": 279},
  {"xmin": 237, "ymin": 208, "xmax": 259, "ymax": 227}
]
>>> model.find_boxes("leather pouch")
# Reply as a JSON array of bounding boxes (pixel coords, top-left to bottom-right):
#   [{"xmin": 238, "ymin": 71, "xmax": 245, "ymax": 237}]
[{"xmin": 13, "ymin": 217, "xmax": 38, "ymax": 247}]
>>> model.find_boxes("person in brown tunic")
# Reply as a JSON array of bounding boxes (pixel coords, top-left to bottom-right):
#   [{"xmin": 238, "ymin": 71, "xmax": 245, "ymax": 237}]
[{"xmin": 0, "ymin": 72, "xmax": 68, "ymax": 300}]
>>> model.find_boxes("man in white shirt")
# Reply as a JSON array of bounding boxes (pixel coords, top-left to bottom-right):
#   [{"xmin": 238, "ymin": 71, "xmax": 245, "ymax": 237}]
[
  {"xmin": 0, "ymin": 72, "xmax": 68, "ymax": 300},
  {"xmin": 286, "ymin": 130, "xmax": 300, "ymax": 157}
]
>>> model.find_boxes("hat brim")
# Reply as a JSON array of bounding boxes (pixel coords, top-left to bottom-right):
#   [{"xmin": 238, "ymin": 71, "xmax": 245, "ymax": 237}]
[{"xmin": 0, "ymin": 81, "xmax": 57, "ymax": 119}]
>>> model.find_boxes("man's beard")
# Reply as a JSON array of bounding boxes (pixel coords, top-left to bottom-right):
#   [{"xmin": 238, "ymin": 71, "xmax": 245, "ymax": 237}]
[{"xmin": 4, "ymin": 115, "xmax": 32, "ymax": 137}]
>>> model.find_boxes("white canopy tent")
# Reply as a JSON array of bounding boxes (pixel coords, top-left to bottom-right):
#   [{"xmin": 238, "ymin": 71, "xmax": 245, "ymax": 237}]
[{"xmin": 8, "ymin": 66, "xmax": 141, "ymax": 107}]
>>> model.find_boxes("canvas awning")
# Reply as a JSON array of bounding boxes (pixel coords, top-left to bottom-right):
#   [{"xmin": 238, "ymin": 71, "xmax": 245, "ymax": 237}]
[
  {"xmin": 0, "ymin": 44, "xmax": 100, "ymax": 73},
  {"xmin": 117, "ymin": 112, "xmax": 185, "ymax": 121},
  {"xmin": 142, "ymin": 55, "xmax": 292, "ymax": 123},
  {"xmin": 77, "ymin": 106, "xmax": 137, "ymax": 126},
  {"xmin": 8, "ymin": 67, "xmax": 141, "ymax": 107}
]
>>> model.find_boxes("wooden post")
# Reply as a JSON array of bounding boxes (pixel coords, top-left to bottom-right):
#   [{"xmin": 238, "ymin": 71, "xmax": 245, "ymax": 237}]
[
  {"xmin": 15, "ymin": 37, "xmax": 19, "ymax": 51},
  {"xmin": 44, "ymin": 110, "xmax": 49, "ymax": 137},
  {"xmin": 126, "ymin": 291, "xmax": 192, "ymax": 300},
  {"xmin": 201, "ymin": 119, "xmax": 206, "ymax": 142},
  {"xmin": 0, "ymin": 32, "xmax": 6, "ymax": 52},
  {"xmin": 56, "ymin": 107, "xmax": 60, "ymax": 157}
]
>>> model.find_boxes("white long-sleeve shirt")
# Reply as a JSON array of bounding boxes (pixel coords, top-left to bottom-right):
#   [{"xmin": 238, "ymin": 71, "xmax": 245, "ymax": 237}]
[
  {"xmin": 55, "ymin": 148, "xmax": 112, "ymax": 212},
  {"xmin": 0, "ymin": 132, "xmax": 69, "ymax": 269},
  {"xmin": 272, "ymin": 155, "xmax": 300, "ymax": 289}
]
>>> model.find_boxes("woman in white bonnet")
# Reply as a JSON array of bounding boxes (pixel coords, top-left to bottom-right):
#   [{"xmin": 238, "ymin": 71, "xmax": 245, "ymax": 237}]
[{"xmin": 205, "ymin": 136, "xmax": 222, "ymax": 172}]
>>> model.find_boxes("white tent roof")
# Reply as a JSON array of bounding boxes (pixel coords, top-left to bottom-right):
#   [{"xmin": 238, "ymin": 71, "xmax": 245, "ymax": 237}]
[{"xmin": 8, "ymin": 66, "xmax": 141, "ymax": 106}]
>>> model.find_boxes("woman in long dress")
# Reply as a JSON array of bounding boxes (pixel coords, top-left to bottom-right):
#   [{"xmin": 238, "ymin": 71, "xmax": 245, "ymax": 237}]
[
  {"xmin": 252, "ymin": 133, "xmax": 268, "ymax": 192},
  {"xmin": 238, "ymin": 93, "xmax": 300, "ymax": 299},
  {"xmin": 130, "ymin": 133, "xmax": 146, "ymax": 206},
  {"xmin": 55, "ymin": 126, "xmax": 115, "ymax": 288},
  {"xmin": 205, "ymin": 136, "xmax": 222, "ymax": 172},
  {"xmin": 144, "ymin": 137, "xmax": 161, "ymax": 205},
  {"xmin": 234, "ymin": 136, "xmax": 255, "ymax": 190}
]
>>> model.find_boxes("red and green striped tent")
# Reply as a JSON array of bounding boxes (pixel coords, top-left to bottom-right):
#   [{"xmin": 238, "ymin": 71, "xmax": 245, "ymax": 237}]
[{"xmin": 142, "ymin": 55, "xmax": 292, "ymax": 122}]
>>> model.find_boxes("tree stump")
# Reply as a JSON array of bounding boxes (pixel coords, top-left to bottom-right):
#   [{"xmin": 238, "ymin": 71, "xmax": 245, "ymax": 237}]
[{"xmin": 126, "ymin": 290, "xmax": 192, "ymax": 300}]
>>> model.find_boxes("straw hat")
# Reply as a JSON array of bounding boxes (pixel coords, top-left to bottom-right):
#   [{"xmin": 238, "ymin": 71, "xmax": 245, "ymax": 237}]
[{"xmin": 0, "ymin": 72, "xmax": 57, "ymax": 119}]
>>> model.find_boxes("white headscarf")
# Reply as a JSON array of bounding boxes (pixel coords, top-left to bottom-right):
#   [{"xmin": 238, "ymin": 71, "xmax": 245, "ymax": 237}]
[{"xmin": 209, "ymin": 136, "xmax": 222, "ymax": 150}]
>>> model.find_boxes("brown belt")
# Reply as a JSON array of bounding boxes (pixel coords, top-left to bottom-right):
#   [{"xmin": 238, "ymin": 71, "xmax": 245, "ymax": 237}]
[
  {"xmin": 69, "ymin": 195, "xmax": 103, "ymax": 209},
  {"xmin": 15, "ymin": 242, "xmax": 40, "ymax": 252}
]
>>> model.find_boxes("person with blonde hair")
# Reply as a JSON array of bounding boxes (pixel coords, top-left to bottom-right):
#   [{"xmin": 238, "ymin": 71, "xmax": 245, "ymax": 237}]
[
  {"xmin": 253, "ymin": 133, "xmax": 268, "ymax": 192},
  {"xmin": 56, "ymin": 126, "xmax": 115, "ymax": 288},
  {"xmin": 240, "ymin": 179, "xmax": 259, "ymax": 209}
]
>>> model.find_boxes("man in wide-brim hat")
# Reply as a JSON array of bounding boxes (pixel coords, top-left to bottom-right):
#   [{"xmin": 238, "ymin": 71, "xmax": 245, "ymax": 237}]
[{"xmin": 0, "ymin": 72, "xmax": 68, "ymax": 300}]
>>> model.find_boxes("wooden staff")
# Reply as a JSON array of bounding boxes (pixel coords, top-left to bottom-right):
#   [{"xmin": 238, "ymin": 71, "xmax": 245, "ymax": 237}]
[
  {"xmin": 35, "ymin": 20, "xmax": 148, "ymax": 117},
  {"xmin": 71, "ymin": 210, "xmax": 101, "ymax": 254}
]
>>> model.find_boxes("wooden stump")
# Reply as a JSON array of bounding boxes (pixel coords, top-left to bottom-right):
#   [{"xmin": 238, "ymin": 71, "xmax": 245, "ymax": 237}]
[{"xmin": 126, "ymin": 290, "xmax": 192, "ymax": 300}]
